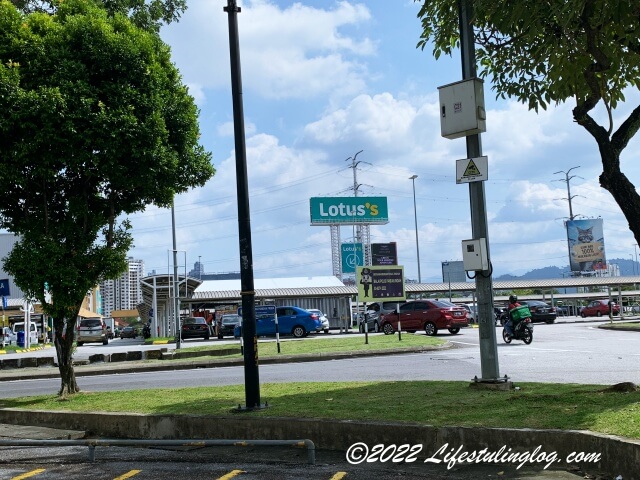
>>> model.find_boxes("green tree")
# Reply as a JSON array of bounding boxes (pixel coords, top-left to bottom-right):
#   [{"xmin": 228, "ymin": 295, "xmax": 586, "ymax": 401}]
[
  {"xmin": 0, "ymin": 0, "xmax": 214, "ymax": 396},
  {"xmin": 416, "ymin": 0, "xmax": 640, "ymax": 240}
]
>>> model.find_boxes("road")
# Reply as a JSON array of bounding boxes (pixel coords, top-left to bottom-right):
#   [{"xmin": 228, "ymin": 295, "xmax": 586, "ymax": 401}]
[{"xmin": 1, "ymin": 321, "xmax": 638, "ymax": 398}]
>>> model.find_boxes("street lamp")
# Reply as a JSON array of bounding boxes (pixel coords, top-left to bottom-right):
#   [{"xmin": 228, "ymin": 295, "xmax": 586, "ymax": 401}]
[
  {"xmin": 409, "ymin": 175, "xmax": 421, "ymax": 283},
  {"xmin": 630, "ymin": 254, "xmax": 635, "ymax": 276}
]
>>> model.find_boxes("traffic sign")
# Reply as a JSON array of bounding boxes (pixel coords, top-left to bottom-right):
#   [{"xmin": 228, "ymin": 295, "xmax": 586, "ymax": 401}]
[{"xmin": 456, "ymin": 156, "xmax": 488, "ymax": 183}]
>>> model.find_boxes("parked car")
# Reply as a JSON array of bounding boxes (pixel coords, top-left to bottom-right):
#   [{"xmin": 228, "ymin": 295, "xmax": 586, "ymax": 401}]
[
  {"xmin": 359, "ymin": 301, "xmax": 400, "ymax": 333},
  {"xmin": 462, "ymin": 304, "xmax": 478, "ymax": 323},
  {"xmin": 181, "ymin": 317, "xmax": 211, "ymax": 340},
  {"xmin": 217, "ymin": 314, "xmax": 241, "ymax": 339},
  {"xmin": 307, "ymin": 309, "xmax": 330, "ymax": 333},
  {"xmin": 580, "ymin": 299, "xmax": 620, "ymax": 318},
  {"xmin": 119, "ymin": 326, "xmax": 137, "ymax": 339},
  {"xmin": 380, "ymin": 300, "xmax": 469, "ymax": 336},
  {"xmin": 234, "ymin": 306, "xmax": 322, "ymax": 339},
  {"xmin": 76, "ymin": 318, "xmax": 108, "ymax": 346},
  {"xmin": 1, "ymin": 326, "xmax": 15, "ymax": 346},
  {"xmin": 517, "ymin": 300, "xmax": 557, "ymax": 324}
]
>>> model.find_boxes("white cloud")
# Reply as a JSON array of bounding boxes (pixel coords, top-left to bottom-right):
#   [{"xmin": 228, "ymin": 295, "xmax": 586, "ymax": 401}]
[{"xmin": 162, "ymin": 0, "xmax": 374, "ymax": 101}]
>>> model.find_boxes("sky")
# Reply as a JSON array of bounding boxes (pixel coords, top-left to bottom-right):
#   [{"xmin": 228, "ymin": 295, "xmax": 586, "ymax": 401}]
[{"xmin": 124, "ymin": 0, "xmax": 640, "ymax": 283}]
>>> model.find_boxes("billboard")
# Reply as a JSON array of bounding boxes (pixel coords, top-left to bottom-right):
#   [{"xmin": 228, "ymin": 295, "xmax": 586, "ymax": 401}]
[
  {"xmin": 341, "ymin": 243, "xmax": 363, "ymax": 273},
  {"xmin": 566, "ymin": 219, "xmax": 606, "ymax": 272},
  {"xmin": 371, "ymin": 243, "xmax": 398, "ymax": 266},
  {"xmin": 310, "ymin": 197, "xmax": 389, "ymax": 225},
  {"xmin": 356, "ymin": 266, "xmax": 406, "ymax": 302}
]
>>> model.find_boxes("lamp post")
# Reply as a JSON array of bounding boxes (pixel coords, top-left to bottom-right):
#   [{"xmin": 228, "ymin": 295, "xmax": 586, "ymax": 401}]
[
  {"xmin": 409, "ymin": 175, "xmax": 421, "ymax": 283},
  {"xmin": 630, "ymin": 254, "xmax": 635, "ymax": 276},
  {"xmin": 634, "ymin": 244, "xmax": 638, "ymax": 276}
]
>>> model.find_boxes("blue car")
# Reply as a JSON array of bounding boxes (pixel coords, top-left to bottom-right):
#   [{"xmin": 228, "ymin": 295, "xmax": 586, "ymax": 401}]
[{"xmin": 234, "ymin": 306, "xmax": 322, "ymax": 338}]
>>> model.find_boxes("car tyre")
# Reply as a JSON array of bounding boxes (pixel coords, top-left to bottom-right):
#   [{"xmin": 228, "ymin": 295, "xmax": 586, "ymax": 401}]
[
  {"xmin": 502, "ymin": 329, "xmax": 512, "ymax": 344},
  {"xmin": 448, "ymin": 328, "xmax": 460, "ymax": 334},
  {"xmin": 77, "ymin": 342, "xmax": 83, "ymax": 346},
  {"xmin": 374, "ymin": 322, "xmax": 379, "ymax": 333},
  {"xmin": 292, "ymin": 325, "xmax": 306, "ymax": 338},
  {"xmin": 424, "ymin": 322, "xmax": 437, "ymax": 336},
  {"xmin": 382, "ymin": 323, "xmax": 394, "ymax": 335},
  {"xmin": 324, "ymin": 329, "xmax": 330, "ymax": 334},
  {"xmin": 545, "ymin": 319, "xmax": 555, "ymax": 324},
  {"xmin": 581, "ymin": 311, "xmax": 587, "ymax": 318},
  {"xmin": 596, "ymin": 311, "xmax": 602, "ymax": 317},
  {"xmin": 218, "ymin": 334, "xmax": 223, "ymax": 339},
  {"xmin": 102, "ymin": 338, "xmax": 108, "ymax": 345}
]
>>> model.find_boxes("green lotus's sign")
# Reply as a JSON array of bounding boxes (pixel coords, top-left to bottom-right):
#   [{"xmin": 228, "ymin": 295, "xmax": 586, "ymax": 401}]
[{"xmin": 309, "ymin": 197, "xmax": 389, "ymax": 225}]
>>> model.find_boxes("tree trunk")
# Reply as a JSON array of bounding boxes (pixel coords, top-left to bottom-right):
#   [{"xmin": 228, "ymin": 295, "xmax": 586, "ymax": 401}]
[
  {"xmin": 53, "ymin": 317, "xmax": 79, "ymax": 397},
  {"xmin": 600, "ymin": 150, "xmax": 640, "ymax": 245}
]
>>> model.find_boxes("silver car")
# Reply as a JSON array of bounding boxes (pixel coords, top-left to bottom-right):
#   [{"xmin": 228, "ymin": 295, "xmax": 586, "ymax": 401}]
[{"xmin": 307, "ymin": 309, "xmax": 330, "ymax": 334}]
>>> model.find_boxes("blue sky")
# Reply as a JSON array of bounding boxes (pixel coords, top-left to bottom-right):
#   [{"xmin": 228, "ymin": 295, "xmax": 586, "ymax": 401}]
[{"xmin": 125, "ymin": 0, "xmax": 640, "ymax": 282}]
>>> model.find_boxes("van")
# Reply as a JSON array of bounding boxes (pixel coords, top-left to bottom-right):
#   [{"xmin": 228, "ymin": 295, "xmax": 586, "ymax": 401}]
[
  {"xmin": 12, "ymin": 322, "xmax": 38, "ymax": 345},
  {"xmin": 77, "ymin": 318, "xmax": 108, "ymax": 346}
]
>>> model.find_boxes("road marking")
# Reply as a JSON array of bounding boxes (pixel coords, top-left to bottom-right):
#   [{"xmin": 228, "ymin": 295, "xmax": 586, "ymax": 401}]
[
  {"xmin": 113, "ymin": 470, "xmax": 141, "ymax": 480},
  {"xmin": 330, "ymin": 473, "xmax": 348, "ymax": 480},
  {"xmin": 217, "ymin": 470, "xmax": 245, "ymax": 480},
  {"xmin": 11, "ymin": 469, "xmax": 46, "ymax": 480}
]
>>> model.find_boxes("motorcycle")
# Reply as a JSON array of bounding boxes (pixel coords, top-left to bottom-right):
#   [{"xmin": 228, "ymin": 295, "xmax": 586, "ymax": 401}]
[
  {"xmin": 502, "ymin": 316, "xmax": 533, "ymax": 344},
  {"xmin": 142, "ymin": 324, "xmax": 151, "ymax": 339}
]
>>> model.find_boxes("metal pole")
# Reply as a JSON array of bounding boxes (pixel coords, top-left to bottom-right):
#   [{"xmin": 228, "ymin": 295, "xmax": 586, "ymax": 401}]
[
  {"xmin": 553, "ymin": 166, "xmax": 581, "ymax": 221},
  {"xmin": 410, "ymin": 175, "xmax": 421, "ymax": 283},
  {"xmin": 458, "ymin": 0, "xmax": 500, "ymax": 382},
  {"xmin": 225, "ymin": 0, "xmax": 261, "ymax": 410},
  {"xmin": 171, "ymin": 202, "xmax": 181, "ymax": 350}
]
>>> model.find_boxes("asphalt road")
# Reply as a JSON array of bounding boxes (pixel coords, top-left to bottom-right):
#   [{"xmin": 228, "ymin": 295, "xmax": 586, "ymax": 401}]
[{"xmin": 1, "ymin": 321, "xmax": 638, "ymax": 398}]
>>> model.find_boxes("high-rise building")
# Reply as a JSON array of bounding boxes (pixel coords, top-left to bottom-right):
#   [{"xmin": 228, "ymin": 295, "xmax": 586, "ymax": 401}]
[{"xmin": 100, "ymin": 258, "xmax": 145, "ymax": 318}]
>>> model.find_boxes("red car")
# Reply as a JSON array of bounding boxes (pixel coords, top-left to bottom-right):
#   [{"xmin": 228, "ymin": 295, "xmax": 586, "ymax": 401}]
[
  {"xmin": 380, "ymin": 300, "xmax": 469, "ymax": 336},
  {"xmin": 580, "ymin": 300, "xmax": 620, "ymax": 318}
]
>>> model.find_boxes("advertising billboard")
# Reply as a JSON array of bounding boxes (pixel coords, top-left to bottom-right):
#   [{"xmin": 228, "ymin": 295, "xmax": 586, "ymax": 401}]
[
  {"xmin": 341, "ymin": 243, "xmax": 363, "ymax": 273},
  {"xmin": 309, "ymin": 197, "xmax": 389, "ymax": 225},
  {"xmin": 371, "ymin": 243, "xmax": 398, "ymax": 266},
  {"xmin": 566, "ymin": 219, "xmax": 607, "ymax": 272},
  {"xmin": 356, "ymin": 266, "xmax": 406, "ymax": 302}
]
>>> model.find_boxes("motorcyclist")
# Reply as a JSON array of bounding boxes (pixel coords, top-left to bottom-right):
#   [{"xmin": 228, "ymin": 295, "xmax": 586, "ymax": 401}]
[{"xmin": 505, "ymin": 294, "xmax": 521, "ymax": 336}]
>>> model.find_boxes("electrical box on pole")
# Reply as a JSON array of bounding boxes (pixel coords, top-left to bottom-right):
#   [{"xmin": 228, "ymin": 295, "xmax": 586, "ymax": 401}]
[
  {"xmin": 462, "ymin": 238, "xmax": 489, "ymax": 271},
  {"xmin": 438, "ymin": 78, "xmax": 487, "ymax": 139}
]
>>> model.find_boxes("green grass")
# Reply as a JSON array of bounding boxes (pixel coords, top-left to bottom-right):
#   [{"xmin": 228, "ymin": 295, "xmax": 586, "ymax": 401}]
[
  {"xmin": 3, "ymin": 381, "xmax": 639, "ymax": 439},
  {"xmin": 599, "ymin": 322, "xmax": 640, "ymax": 331},
  {"xmin": 159, "ymin": 333, "xmax": 445, "ymax": 358}
]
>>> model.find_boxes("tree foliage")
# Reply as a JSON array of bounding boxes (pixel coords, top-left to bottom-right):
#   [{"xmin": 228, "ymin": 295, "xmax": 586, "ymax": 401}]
[
  {"xmin": 416, "ymin": 0, "xmax": 640, "ymax": 246},
  {"xmin": 0, "ymin": 0, "xmax": 214, "ymax": 395}
]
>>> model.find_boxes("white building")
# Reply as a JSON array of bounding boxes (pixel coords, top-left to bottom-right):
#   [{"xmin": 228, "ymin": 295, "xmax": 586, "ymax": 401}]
[
  {"xmin": 100, "ymin": 258, "xmax": 145, "ymax": 318},
  {"xmin": 0, "ymin": 233, "xmax": 25, "ymax": 300}
]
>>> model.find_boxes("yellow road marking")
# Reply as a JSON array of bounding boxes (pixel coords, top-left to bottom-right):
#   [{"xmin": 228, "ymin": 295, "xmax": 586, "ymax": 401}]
[
  {"xmin": 113, "ymin": 470, "xmax": 142, "ymax": 480},
  {"xmin": 217, "ymin": 470, "xmax": 245, "ymax": 480},
  {"xmin": 12, "ymin": 469, "xmax": 46, "ymax": 480},
  {"xmin": 330, "ymin": 473, "xmax": 348, "ymax": 480}
]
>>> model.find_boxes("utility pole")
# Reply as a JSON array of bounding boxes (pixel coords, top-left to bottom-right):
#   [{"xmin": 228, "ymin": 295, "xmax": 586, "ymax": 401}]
[
  {"xmin": 224, "ymin": 0, "xmax": 262, "ymax": 410},
  {"xmin": 553, "ymin": 166, "xmax": 582, "ymax": 220},
  {"xmin": 458, "ymin": 0, "xmax": 501, "ymax": 383}
]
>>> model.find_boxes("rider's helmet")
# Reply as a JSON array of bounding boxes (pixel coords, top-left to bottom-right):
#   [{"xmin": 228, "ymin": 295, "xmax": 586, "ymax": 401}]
[{"xmin": 509, "ymin": 295, "xmax": 518, "ymax": 303}]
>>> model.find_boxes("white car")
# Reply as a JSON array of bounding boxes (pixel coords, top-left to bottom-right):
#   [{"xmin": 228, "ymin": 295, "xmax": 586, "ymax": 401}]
[
  {"xmin": 307, "ymin": 309, "xmax": 330, "ymax": 334},
  {"xmin": 1, "ymin": 327, "xmax": 15, "ymax": 346}
]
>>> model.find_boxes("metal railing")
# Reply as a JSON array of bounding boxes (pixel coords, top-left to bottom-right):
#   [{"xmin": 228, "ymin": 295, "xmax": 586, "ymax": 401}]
[{"xmin": 0, "ymin": 437, "xmax": 316, "ymax": 464}]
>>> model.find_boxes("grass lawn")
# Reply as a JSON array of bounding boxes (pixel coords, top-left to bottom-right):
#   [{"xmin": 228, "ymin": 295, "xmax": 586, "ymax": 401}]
[
  {"xmin": 598, "ymin": 322, "xmax": 640, "ymax": 331},
  {"xmin": 2, "ymin": 381, "xmax": 639, "ymax": 440},
  {"xmin": 157, "ymin": 333, "xmax": 446, "ymax": 358}
]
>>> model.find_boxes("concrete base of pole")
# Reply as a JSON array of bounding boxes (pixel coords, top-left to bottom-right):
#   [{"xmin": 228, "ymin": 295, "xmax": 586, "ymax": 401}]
[
  {"xmin": 469, "ymin": 376, "xmax": 513, "ymax": 391},
  {"xmin": 232, "ymin": 403, "xmax": 270, "ymax": 413}
]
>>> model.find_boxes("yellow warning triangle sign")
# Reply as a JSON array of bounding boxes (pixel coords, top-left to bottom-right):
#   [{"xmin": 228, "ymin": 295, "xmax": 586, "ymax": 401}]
[{"xmin": 463, "ymin": 159, "xmax": 481, "ymax": 177}]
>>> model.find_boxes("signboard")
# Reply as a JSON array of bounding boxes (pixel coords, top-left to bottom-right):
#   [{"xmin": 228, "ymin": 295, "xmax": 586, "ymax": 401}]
[
  {"xmin": 566, "ymin": 219, "xmax": 607, "ymax": 272},
  {"xmin": 371, "ymin": 243, "xmax": 398, "ymax": 266},
  {"xmin": 456, "ymin": 156, "xmax": 488, "ymax": 184},
  {"xmin": 309, "ymin": 197, "xmax": 389, "ymax": 225},
  {"xmin": 341, "ymin": 243, "xmax": 363, "ymax": 273},
  {"xmin": 0, "ymin": 279, "xmax": 9, "ymax": 297},
  {"xmin": 356, "ymin": 266, "xmax": 406, "ymax": 302},
  {"xmin": 237, "ymin": 305, "xmax": 276, "ymax": 319}
]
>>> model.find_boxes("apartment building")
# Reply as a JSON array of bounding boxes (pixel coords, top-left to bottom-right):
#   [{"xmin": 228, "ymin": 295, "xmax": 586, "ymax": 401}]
[{"xmin": 100, "ymin": 258, "xmax": 145, "ymax": 318}]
